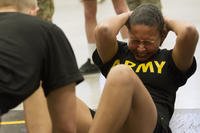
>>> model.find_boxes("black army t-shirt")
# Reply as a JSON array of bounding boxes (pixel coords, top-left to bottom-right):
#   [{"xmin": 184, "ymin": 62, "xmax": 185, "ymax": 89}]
[
  {"xmin": 0, "ymin": 12, "xmax": 83, "ymax": 114},
  {"xmin": 93, "ymin": 41, "xmax": 196, "ymax": 121}
]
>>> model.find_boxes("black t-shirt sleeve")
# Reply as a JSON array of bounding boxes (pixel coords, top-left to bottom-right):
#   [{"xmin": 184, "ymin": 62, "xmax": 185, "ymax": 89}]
[
  {"xmin": 92, "ymin": 41, "xmax": 128, "ymax": 77},
  {"xmin": 42, "ymin": 24, "xmax": 83, "ymax": 95},
  {"xmin": 167, "ymin": 50, "xmax": 197, "ymax": 87}
]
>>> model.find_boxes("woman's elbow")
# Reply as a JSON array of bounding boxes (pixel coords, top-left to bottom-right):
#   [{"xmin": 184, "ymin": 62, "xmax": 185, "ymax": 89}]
[
  {"xmin": 95, "ymin": 23, "xmax": 113, "ymax": 38},
  {"xmin": 185, "ymin": 25, "xmax": 199, "ymax": 42}
]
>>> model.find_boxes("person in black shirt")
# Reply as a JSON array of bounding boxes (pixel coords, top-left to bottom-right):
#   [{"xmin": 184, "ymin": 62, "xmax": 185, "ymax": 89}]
[
  {"xmin": 88, "ymin": 4, "xmax": 198, "ymax": 133},
  {"xmin": 0, "ymin": 0, "xmax": 83, "ymax": 132}
]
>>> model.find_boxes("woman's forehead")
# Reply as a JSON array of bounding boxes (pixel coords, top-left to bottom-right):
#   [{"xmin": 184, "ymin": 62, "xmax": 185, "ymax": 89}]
[{"xmin": 129, "ymin": 24, "xmax": 160, "ymax": 38}]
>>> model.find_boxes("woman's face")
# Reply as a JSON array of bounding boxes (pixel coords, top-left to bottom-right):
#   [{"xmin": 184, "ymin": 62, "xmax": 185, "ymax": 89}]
[{"xmin": 128, "ymin": 24, "xmax": 161, "ymax": 62}]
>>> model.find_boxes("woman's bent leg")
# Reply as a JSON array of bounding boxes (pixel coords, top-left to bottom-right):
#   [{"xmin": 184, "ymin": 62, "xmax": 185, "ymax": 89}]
[{"xmin": 89, "ymin": 65, "xmax": 157, "ymax": 133}]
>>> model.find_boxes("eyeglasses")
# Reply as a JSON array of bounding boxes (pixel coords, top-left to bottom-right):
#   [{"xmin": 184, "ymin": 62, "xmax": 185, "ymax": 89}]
[{"xmin": 130, "ymin": 39, "xmax": 156, "ymax": 46}]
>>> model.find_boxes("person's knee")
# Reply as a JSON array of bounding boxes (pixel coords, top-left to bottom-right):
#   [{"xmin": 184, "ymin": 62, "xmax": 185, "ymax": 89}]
[
  {"xmin": 108, "ymin": 65, "xmax": 138, "ymax": 86},
  {"xmin": 110, "ymin": 64, "xmax": 136, "ymax": 77}
]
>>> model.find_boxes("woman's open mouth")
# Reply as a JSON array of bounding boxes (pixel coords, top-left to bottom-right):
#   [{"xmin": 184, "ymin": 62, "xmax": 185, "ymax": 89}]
[{"xmin": 135, "ymin": 54, "xmax": 149, "ymax": 61}]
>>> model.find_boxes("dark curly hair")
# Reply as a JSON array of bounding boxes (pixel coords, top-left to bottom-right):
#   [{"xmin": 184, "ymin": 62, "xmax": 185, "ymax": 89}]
[{"xmin": 126, "ymin": 3, "xmax": 164, "ymax": 35}]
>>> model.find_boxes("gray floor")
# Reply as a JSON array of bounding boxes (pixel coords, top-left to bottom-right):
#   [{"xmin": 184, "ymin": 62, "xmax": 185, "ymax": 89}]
[{"xmin": 1, "ymin": 0, "xmax": 200, "ymax": 132}]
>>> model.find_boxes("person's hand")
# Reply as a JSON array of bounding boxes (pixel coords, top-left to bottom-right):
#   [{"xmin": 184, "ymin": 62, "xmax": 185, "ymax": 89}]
[
  {"xmin": 163, "ymin": 17, "xmax": 171, "ymax": 33},
  {"xmin": 128, "ymin": 10, "xmax": 133, "ymax": 16},
  {"xmin": 162, "ymin": 24, "xmax": 169, "ymax": 38},
  {"xmin": 125, "ymin": 11, "xmax": 133, "ymax": 29},
  {"xmin": 159, "ymin": 17, "xmax": 170, "ymax": 45},
  {"xmin": 163, "ymin": 17, "xmax": 171, "ymax": 38}
]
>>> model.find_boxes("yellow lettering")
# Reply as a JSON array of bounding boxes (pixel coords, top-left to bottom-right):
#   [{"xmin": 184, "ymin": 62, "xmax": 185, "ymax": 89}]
[
  {"xmin": 136, "ymin": 62, "xmax": 154, "ymax": 73},
  {"xmin": 111, "ymin": 60, "xmax": 166, "ymax": 74},
  {"xmin": 112, "ymin": 59, "xmax": 120, "ymax": 67},
  {"xmin": 154, "ymin": 61, "xmax": 166, "ymax": 74},
  {"xmin": 125, "ymin": 60, "xmax": 136, "ymax": 69}
]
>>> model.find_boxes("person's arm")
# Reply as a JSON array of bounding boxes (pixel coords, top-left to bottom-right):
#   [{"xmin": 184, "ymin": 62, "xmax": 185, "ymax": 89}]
[
  {"xmin": 23, "ymin": 87, "xmax": 52, "ymax": 133},
  {"xmin": 94, "ymin": 12, "xmax": 132, "ymax": 63},
  {"xmin": 47, "ymin": 83, "xmax": 77, "ymax": 133},
  {"xmin": 165, "ymin": 17, "xmax": 199, "ymax": 71},
  {"xmin": 112, "ymin": 0, "xmax": 130, "ymax": 39}
]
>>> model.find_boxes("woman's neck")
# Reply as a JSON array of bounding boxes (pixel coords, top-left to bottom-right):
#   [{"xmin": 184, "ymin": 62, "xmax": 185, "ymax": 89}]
[{"xmin": 0, "ymin": 6, "xmax": 18, "ymax": 13}]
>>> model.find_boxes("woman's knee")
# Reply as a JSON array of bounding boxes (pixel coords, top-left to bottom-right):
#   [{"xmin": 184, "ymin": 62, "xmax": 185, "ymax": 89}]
[{"xmin": 108, "ymin": 65, "xmax": 139, "ymax": 85}]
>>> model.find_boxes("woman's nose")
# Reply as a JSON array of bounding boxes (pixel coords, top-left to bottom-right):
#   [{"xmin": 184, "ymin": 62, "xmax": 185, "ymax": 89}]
[{"xmin": 137, "ymin": 44, "xmax": 145, "ymax": 52}]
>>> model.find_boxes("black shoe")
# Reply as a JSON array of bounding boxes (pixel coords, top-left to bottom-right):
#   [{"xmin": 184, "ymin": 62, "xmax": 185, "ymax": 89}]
[{"xmin": 79, "ymin": 58, "xmax": 100, "ymax": 75}]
